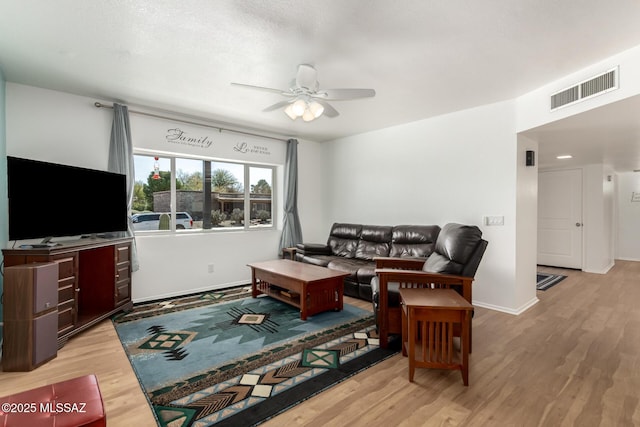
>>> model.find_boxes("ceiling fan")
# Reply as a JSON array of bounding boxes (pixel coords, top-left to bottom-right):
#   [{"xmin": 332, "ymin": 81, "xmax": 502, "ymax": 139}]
[{"xmin": 231, "ymin": 64, "xmax": 376, "ymax": 122}]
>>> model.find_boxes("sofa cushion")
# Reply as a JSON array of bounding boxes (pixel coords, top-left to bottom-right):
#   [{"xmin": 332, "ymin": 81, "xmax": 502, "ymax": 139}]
[
  {"xmin": 295, "ymin": 243, "xmax": 332, "ymax": 255},
  {"xmin": 355, "ymin": 225, "xmax": 392, "ymax": 260},
  {"xmin": 327, "ymin": 258, "xmax": 372, "ymax": 281},
  {"xmin": 327, "ymin": 223, "xmax": 362, "ymax": 258},
  {"xmin": 356, "ymin": 265, "xmax": 377, "ymax": 286},
  {"xmin": 298, "ymin": 254, "xmax": 334, "ymax": 267},
  {"xmin": 423, "ymin": 223, "xmax": 483, "ymax": 275},
  {"xmin": 389, "ymin": 225, "xmax": 440, "ymax": 258}
]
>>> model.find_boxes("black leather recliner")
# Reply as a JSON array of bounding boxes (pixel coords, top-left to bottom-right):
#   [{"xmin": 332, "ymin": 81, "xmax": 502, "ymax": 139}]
[{"xmin": 371, "ymin": 223, "xmax": 488, "ymax": 348}]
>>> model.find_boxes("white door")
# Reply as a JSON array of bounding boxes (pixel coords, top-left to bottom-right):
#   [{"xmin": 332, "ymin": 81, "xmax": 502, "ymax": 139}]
[{"xmin": 538, "ymin": 169, "xmax": 583, "ymax": 269}]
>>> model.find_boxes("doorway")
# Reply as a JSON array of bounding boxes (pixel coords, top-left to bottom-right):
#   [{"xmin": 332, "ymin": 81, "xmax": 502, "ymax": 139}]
[{"xmin": 538, "ymin": 168, "xmax": 583, "ymax": 269}]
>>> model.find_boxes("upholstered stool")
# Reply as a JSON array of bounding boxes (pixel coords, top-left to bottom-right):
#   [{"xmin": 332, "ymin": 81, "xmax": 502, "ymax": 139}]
[{"xmin": 0, "ymin": 374, "xmax": 106, "ymax": 426}]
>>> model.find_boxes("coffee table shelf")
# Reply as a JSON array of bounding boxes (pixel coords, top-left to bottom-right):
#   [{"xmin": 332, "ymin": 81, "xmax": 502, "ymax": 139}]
[{"xmin": 260, "ymin": 285, "xmax": 301, "ymax": 305}]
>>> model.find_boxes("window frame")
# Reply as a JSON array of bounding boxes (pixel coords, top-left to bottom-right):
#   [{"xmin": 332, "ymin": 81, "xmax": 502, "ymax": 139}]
[{"xmin": 132, "ymin": 151, "xmax": 276, "ymax": 234}]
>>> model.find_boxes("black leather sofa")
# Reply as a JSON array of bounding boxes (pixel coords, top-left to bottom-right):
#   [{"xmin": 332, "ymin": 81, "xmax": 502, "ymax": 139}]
[{"xmin": 295, "ymin": 223, "xmax": 441, "ymax": 300}]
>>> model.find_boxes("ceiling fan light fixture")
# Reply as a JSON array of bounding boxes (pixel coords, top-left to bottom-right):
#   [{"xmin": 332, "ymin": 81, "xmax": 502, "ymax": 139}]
[
  {"xmin": 291, "ymin": 99, "xmax": 306, "ymax": 117},
  {"xmin": 284, "ymin": 104, "xmax": 298, "ymax": 120},
  {"xmin": 232, "ymin": 64, "xmax": 375, "ymax": 123},
  {"xmin": 308, "ymin": 101, "xmax": 324, "ymax": 118},
  {"xmin": 302, "ymin": 108, "xmax": 316, "ymax": 122}
]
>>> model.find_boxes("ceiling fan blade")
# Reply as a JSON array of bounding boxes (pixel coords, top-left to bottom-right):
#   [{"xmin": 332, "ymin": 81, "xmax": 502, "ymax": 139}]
[
  {"xmin": 262, "ymin": 100, "xmax": 293, "ymax": 112},
  {"xmin": 314, "ymin": 88, "xmax": 376, "ymax": 100},
  {"xmin": 315, "ymin": 99, "xmax": 340, "ymax": 118},
  {"xmin": 295, "ymin": 64, "xmax": 319, "ymax": 90},
  {"xmin": 230, "ymin": 82, "xmax": 292, "ymax": 96}
]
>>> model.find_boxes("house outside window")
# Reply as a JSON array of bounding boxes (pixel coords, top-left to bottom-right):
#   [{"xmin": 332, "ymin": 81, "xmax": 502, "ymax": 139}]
[{"xmin": 132, "ymin": 154, "xmax": 273, "ymax": 232}]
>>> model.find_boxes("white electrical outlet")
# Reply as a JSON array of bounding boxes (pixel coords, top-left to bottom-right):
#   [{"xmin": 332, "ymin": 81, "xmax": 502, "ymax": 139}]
[
  {"xmin": 208, "ymin": 264, "xmax": 215, "ymax": 273},
  {"xmin": 484, "ymin": 216, "xmax": 505, "ymax": 226}
]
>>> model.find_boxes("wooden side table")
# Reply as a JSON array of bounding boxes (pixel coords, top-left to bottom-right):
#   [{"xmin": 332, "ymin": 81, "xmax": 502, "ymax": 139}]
[
  {"xmin": 399, "ymin": 288, "xmax": 473, "ymax": 385},
  {"xmin": 282, "ymin": 247, "xmax": 297, "ymax": 260}
]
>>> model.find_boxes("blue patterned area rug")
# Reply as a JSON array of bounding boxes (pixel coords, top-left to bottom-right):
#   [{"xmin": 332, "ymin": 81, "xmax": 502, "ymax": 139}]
[
  {"xmin": 536, "ymin": 272, "xmax": 567, "ymax": 291},
  {"xmin": 112, "ymin": 287, "xmax": 398, "ymax": 426}
]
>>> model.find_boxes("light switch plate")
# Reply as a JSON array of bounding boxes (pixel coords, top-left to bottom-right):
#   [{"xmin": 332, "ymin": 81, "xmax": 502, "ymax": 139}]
[{"xmin": 484, "ymin": 216, "xmax": 504, "ymax": 226}]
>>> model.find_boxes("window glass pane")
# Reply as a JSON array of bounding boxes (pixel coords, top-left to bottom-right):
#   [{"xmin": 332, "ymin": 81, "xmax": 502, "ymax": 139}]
[
  {"xmin": 210, "ymin": 161, "xmax": 245, "ymax": 228},
  {"xmin": 249, "ymin": 167, "xmax": 273, "ymax": 228},
  {"xmin": 132, "ymin": 154, "xmax": 273, "ymax": 232},
  {"xmin": 175, "ymin": 158, "xmax": 202, "ymax": 230},
  {"xmin": 132, "ymin": 155, "xmax": 172, "ymax": 231}
]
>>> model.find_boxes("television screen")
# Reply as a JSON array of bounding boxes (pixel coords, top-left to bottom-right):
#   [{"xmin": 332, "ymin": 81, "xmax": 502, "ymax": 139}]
[{"xmin": 7, "ymin": 156, "xmax": 128, "ymax": 241}]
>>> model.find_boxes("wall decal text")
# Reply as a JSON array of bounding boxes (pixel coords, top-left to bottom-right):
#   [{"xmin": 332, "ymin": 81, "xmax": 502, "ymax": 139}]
[
  {"xmin": 233, "ymin": 142, "xmax": 271, "ymax": 156},
  {"xmin": 166, "ymin": 128, "xmax": 214, "ymax": 148}
]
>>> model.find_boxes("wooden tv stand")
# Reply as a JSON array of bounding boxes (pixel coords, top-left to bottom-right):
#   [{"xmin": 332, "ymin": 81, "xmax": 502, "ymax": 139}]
[{"xmin": 2, "ymin": 236, "xmax": 133, "ymax": 348}]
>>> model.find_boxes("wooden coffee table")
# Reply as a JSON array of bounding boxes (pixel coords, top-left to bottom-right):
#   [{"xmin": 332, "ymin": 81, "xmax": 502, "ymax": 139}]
[{"xmin": 247, "ymin": 259, "xmax": 349, "ymax": 320}]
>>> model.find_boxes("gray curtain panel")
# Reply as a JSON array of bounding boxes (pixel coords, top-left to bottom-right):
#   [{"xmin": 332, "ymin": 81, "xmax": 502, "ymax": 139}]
[
  {"xmin": 279, "ymin": 138, "xmax": 303, "ymax": 253},
  {"xmin": 108, "ymin": 103, "xmax": 139, "ymax": 271}
]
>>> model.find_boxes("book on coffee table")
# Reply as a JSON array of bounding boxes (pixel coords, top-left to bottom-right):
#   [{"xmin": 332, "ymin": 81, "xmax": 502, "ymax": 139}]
[{"xmin": 280, "ymin": 290, "xmax": 299, "ymax": 299}]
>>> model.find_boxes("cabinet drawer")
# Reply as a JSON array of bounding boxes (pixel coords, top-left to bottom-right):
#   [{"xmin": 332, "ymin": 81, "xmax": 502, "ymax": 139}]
[
  {"xmin": 58, "ymin": 281, "xmax": 76, "ymax": 304},
  {"xmin": 33, "ymin": 311, "xmax": 58, "ymax": 366},
  {"xmin": 116, "ymin": 283, "xmax": 131, "ymax": 304},
  {"xmin": 116, "ymin": 264, "xmax": 130, "ymax": 282},
  {"xmin": 53, "ymin": 255, "xmax": 77, "ymax": 280},
  {"xmin": 33, "ymin": 263, "xmax": 59, "ymax": 315},
  {"xmin": 57, "ymin": 301, "xmax": 75, "ymax": 335},
  {"xmin": 116, "ymin": 244, "xmax": 130, "ymax": 263}
]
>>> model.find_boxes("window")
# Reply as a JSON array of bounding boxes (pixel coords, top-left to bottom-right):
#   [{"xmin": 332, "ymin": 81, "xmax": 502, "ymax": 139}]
[
  {"xmin": 249, "ymin": 166, "xmax": 273, "ymax": 228},
  {"xmin": 133, "ymin": 154, "xmax": 274, "ymax": 232}
]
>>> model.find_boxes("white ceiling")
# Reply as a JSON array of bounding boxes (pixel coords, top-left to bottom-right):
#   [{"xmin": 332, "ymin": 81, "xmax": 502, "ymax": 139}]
[{"xmin": 2, "ymin": 1, "xmax": 640, "ymax": 170}]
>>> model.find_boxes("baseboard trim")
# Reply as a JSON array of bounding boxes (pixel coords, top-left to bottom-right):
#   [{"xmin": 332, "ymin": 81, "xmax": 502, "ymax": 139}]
[
  {"xmin": 583, "ymin": 261, "xmax": 615, "ymax": 275},
  {"xmin": 474, "ymin": 297, "xmax": 539, "ymax": 315},
  {"xmin": 132, "ymin": 280, "xmax": 250, "ymax": 304}
]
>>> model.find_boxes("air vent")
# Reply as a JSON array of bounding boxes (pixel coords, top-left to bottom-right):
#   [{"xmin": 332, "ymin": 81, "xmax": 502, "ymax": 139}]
[
  {"xmin": 551, "ymin": 86, "xmax": 579, "ymax": 109},
  {"xmin": 551, "ymin": 67, "xmax": 618, "ymax": 111}
]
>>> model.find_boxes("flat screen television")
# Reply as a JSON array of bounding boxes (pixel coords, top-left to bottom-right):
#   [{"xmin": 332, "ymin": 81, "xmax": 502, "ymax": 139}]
[{"xmin": 7, "ymin": 156, "xmax": 128, "ymax": 242}]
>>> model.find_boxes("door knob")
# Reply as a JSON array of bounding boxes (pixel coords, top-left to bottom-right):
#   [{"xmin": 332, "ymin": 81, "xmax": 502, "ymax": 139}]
[{"xmin": 575, "ymin": 222, "xmax": 583, "ymax": 227}]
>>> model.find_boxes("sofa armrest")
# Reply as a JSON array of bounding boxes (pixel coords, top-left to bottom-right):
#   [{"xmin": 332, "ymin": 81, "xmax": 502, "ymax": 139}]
[
  {"xmin": 373, "ymin": 257, "xmax": 425, "ymax": 270},
  {"xmin": 375, "ymin": 269, "xmax": 473, "ymax": 311},
  {"xmin": 296, "ymin": 243, "xmax": 332, "ymax": 256},
  {"xmin": 374, "ymin": 268, "xmax": 475, "ymax": 349},
  {"xmin": 375, "ymin": 269, "xmax": 473, "ymax": 287}
]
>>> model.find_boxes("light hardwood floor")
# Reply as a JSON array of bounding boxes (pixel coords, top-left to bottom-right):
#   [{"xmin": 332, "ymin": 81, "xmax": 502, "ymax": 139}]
[{"xmin": 2, "ymin": 261, "xmax": 640, "ymax": 426}]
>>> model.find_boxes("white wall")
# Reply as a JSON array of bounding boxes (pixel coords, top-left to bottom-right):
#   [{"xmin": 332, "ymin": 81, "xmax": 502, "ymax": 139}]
[
  {"xmin": 581, "ymin": 164, "xmax": 616, "ymax": 273},
  {"xmin": 323, "ymin": 100, "xmax": 538, "ymax": 314},
  {"xmin": 617, "ymin": 172, "xmax": 640, "ymax": 261},
  {"xmin": 517, "ymin": 44, "xmax": 640, "ymax": 133},
  {"xmin": 5, "ymin": 83, "xmax": 327, "ymax": 302},
  {"xmin": 296, "ymin": 136, "xmax": 330, "ymax": 243},
  {"xmin": 516, "ymin": 135, "xmax": 539, "ymax": 312},
  {"xmin": 6, "ymin": 84, "xmax": 112, "ymax": 169}
]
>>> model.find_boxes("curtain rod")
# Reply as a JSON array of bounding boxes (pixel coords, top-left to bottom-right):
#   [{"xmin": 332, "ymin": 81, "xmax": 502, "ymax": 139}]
[{"xmin": 94, "ymin": 102, "xmax": 289, "ymax": 143}]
